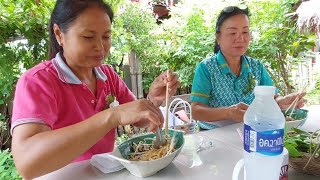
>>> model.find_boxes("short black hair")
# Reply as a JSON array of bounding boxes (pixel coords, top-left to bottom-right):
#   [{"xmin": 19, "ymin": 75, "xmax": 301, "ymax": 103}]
[{"xmin": 48, "ymin": 0, "xmax": 114, "ymax": 59}]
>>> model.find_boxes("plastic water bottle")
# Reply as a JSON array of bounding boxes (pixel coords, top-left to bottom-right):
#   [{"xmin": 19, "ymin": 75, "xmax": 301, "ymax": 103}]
[{"xmin": 243, "ymin": 86, "xmax": 285, "ymax": 180}]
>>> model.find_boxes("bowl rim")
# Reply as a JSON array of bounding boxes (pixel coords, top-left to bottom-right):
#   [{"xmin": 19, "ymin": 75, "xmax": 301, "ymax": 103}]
[{"xmin": 283, "ymin": 108, "xmax": 308, "ymax": 121}]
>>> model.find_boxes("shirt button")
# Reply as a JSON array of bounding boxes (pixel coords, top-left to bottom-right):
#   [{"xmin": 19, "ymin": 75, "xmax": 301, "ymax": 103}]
[{"xmin": 91, "ymin": 100, "xmax": 95, "ymax": 104}]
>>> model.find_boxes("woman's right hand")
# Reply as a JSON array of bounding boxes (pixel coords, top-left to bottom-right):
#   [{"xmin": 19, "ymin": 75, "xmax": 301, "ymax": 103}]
[
  {"xmin": 110, "ymin": 99, "xmax": 164, "ymax": 132},
  {"xmin": 227, "ymin": 102, "xmax": 249, "ymax": 122}
]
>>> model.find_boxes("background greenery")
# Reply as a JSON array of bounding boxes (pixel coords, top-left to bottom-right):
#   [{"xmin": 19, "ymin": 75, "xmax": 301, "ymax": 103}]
[
  {"xmin": 0, "ymin": 0, "xmax": 318, "ymax": 178},
  {"xmin": 0, "ymin": 149, "xmax": 20, "ymax": 180}
]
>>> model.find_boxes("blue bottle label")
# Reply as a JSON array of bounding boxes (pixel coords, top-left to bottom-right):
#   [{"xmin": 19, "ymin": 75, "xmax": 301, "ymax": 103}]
[{"xmin": 244, "ymin": 124, "xmax": 284, "ymax": 156}]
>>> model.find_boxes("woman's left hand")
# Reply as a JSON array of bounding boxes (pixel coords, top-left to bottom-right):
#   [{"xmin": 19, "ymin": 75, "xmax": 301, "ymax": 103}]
[
  {"xmin": 276, "ymin": 92, "xmax": 306, "ymax": 109},
  {"xmin": 147, "ymin": 70, "xmax": 180, "ymax": 107}
]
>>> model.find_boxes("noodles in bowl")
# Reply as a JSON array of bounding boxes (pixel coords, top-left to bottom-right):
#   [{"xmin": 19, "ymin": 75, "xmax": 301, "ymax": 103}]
[
  {"xmin": 128, "ymin": 135, "xmax": 176, "ymax": 161},
  {"xmin": 108, "ymin": 129, "xmax": 184, "ymax": 177}
]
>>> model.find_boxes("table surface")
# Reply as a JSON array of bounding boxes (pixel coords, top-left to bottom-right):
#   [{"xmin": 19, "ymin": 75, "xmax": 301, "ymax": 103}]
[{"xmin": 36, "ymin": 106, "xmax": 320, "ymax": 180}]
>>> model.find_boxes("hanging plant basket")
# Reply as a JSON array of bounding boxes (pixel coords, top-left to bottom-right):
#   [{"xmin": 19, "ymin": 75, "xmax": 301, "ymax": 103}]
[{"xmin": 152, "ymin": 3, "xmax": 170, "ymax": 20}]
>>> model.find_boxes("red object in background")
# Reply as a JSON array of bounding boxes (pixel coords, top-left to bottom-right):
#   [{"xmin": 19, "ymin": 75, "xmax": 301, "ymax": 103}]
[{"xmin": 152, "ymin": 4, "xmax": 170, "ymax": 18}]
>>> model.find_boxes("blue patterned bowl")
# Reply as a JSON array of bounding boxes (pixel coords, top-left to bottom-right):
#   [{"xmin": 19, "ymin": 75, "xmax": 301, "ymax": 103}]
[{"xmin": 283, "ymin": 109, "xmax": 308, "ymax": 130}]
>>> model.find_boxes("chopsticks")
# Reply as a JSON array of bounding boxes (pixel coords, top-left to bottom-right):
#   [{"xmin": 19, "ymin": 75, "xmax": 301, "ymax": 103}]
[
  {"xmin": 284, "ymin": 94, "xmax": 299, "ymax": 114},
  {"xmin": 284, "ymin": 84, "xmax": 307, "ymax": 116},
  {"xmin": 165, "ymin": 70, "xmax": 169, "ymax": 135},
  {"xmin": 152, "ymin": 70, "xmax": 170, "ymax": 148},
  {"xmin": 287, "ymin": 97, "xmax": 300, "ymax": 118}
]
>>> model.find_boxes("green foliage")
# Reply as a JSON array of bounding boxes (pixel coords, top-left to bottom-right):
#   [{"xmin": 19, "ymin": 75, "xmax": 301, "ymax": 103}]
[
  {"xmin": 0, "ymin": 1, "xmax": 52, "ymax": 156},
  {"xmin": 306, "ymin": 71, "xmax": 320, "ymax": 105},
  {"xmin": 0, "ymin": 0, "xmax": 54, "ymax": 118},
  {"xmin": 0, "ymin": 0, "xmax": 52, "ymax": 61},
  {"xmin": 109, "ymin": 2, "xmax": 164, "ymax": 88},
  {"xmin": 0, "ymin": 149, "xmax": 21, "ymax": 180},
  {"xmin": 109, "ymin": 1, "xmax": 217, "ymax": 89},
  {"xmin": 0, "ymin": 0, "xmax": 54, "ymax": 151},
  {"xmin": 158, "ymin": 5, "xmax": 215, "ymax": 88},
  {"xmin": 247, "ymin": 0, "xmax": 316, "ymax": 94},
  {"xmin": 104, "ymin": 0, "xmax": 126, "ymax": 13},
  {"xmin": 285, "ymin": 128, "xmax": 320, "ymax": 158}
]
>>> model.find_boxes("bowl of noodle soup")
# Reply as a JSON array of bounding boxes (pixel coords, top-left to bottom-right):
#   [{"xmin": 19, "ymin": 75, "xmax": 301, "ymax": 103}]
[
  {"xmin": 109, "ymin": 129, "xmax": 184, "ymax": 177},
  {"xmin": 283, "ymin": 109, "xmax": 308, "ymax": 130}
]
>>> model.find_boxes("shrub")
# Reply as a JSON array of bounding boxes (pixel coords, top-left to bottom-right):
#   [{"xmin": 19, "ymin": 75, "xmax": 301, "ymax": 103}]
[{"xmin": 0, "ymin": 149, "xmax": 21, "ymax": 180}]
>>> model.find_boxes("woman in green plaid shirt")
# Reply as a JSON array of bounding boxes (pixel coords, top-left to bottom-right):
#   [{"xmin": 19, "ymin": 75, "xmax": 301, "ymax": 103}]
[{"xmin": 190, "ymin": 5, "xmax": 306, "ymax": 130}]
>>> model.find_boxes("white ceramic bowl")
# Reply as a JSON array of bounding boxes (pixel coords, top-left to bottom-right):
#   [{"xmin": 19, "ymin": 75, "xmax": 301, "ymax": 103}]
[
  {"xmin": 286, "ymin": 120, "xmax": 304, "ymax": 131},
  {"xmin": 109, "ymin": 129, "xmax": 184, "ymax": 177},
  {"xmin": 284, "ymin": 109, "xmax": 308, "ymax": 130}
]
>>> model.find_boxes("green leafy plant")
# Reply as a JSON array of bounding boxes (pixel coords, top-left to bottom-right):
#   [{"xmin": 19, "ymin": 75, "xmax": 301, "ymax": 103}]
[
  {"xmin": 306, "ymin": 71, "xmax": 320, "ymax": 105},
  {"xmin": 0, "ymin": 0, "xmax": 55, "ymax": 151},
  {"xmin": 158, "ymin": 5, "xmax": 215, "ymax": 88},
  {"xmin": 285, "ymin": 128, "xmax": 320, "ymax": 158},
  {"xmin": 0, "ymin": 149, "xmax": 21, "ymax": 180},
  {"xmin": 247, "ymin": 0, "xmax": 316, "ymax": 95}
]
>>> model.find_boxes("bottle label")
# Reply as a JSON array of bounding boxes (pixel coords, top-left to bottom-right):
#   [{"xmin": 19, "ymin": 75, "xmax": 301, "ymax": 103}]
[{"xmin": 244, "ymin": 123, "xmax": 284, "ymax": 156}]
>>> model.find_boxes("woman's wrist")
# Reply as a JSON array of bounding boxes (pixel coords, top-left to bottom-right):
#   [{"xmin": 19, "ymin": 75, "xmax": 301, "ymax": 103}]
[
  {"xmin": 103, "ymin": 108, "xmax": 120, "ymax": 128},
  {"xmin": 224, "ymin": 107, "xmax": 233, "ymax": 120},
  {"xmin": 146, "ymin": 95, "xmax": 161, "ymax": 107}
]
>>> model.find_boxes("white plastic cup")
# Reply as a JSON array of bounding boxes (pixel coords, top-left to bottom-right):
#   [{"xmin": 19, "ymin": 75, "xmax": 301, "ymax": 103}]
[
  {"xmin": 232, "ymin": 148, "xmax": 289, "ymax": 180},
  {"xmin": 279, "ymin": 148, "xmax": 289, "ymax": 180}
]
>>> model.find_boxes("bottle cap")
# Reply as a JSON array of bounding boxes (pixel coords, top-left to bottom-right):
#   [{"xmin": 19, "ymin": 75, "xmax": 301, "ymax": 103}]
[{"xmin": 254, "ymin": 86, "xmax": 275, "ymax": 96}]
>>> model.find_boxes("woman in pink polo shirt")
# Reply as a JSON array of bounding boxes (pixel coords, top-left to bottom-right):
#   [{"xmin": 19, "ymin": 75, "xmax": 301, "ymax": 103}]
[{"xmin": 11, "ymin": 0, "xmax": 180, "ymax": 179}]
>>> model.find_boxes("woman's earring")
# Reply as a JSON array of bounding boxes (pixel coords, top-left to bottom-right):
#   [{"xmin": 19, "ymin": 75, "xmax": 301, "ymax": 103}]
[{"xmin": 57, "ymin": 41, "xmax": 63, "ymax": 52}]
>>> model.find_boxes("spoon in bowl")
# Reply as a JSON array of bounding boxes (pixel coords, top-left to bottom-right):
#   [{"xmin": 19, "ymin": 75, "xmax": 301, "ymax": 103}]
[{"xmin": 154, "ymin": 128, "xmax": 166, "ymax": 149}]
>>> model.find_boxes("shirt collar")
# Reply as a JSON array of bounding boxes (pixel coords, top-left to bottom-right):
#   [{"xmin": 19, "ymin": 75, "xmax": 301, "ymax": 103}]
[
  {"xmin": 216, "ymin": 50, "xmax": 251, "ymax": 75},
  {"xmin": 52, "ymin": 52, "xmax": 107, "ymax": 84}
]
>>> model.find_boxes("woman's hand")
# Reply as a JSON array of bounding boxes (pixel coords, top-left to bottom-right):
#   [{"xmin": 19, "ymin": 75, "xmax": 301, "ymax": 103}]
[
  {"xmin": 227, "ymin": 102, "xmax": 249, "ymax": 122},
  {"xmin": 111, "ymin": 99, "xmax": 164, "ymax": 132},
  {"xmin": 275, "ymin": 92, "xmax": 306, "ymax": 109},
  {"xmin": 147, "ymin": 70, "xmax": 180, "ymax": 107}
]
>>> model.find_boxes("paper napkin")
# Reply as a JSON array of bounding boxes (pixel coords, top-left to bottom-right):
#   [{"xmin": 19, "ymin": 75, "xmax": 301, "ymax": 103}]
[{"xmin": 90, "ymin": 153, "xmax": 124, "ymax": 173}]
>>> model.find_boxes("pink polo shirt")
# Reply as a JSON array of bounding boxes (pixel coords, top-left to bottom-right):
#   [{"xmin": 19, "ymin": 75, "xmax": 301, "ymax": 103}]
[{"xmin": 11, "ymin": 53, "xmax": 135, "ymax": 162}]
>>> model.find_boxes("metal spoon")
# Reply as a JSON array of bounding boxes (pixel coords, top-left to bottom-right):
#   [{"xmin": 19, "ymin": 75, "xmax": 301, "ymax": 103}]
[{"xmin": 154, "ymin": 128, "xmax": 166, "ymax": 149}]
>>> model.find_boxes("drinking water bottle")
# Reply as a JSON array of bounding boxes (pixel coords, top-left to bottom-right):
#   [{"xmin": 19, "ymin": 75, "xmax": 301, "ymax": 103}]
[{"xmin": 243, "ymin": 86, "xmax": 285, "ymax": 180}]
